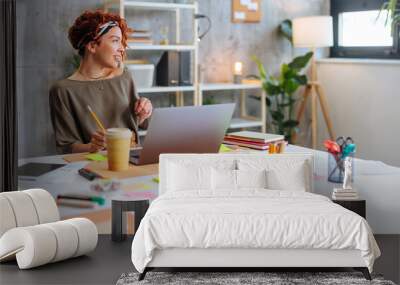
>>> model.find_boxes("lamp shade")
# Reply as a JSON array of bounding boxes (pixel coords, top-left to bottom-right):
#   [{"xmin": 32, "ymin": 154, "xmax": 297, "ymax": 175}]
[{"xmin": 292, "ymin": 16, "xmax": 333, "ymax": 48}]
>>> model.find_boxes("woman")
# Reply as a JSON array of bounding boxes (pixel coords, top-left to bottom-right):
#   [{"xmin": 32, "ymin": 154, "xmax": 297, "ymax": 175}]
[{"xmin": 49, "ymin": 10, "xmax": 152, "ymax": 153}]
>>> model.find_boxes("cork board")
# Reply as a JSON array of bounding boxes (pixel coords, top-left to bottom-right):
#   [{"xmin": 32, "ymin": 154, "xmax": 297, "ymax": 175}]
[{"xmin": 232, "ymin": 0, "xmax": 261, "ymax": 23}]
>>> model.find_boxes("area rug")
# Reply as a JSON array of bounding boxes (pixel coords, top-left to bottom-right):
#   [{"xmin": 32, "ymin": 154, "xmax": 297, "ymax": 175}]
[{"xmin": 116, "ymin": 271, "xmax": 396, "ymax": 285}]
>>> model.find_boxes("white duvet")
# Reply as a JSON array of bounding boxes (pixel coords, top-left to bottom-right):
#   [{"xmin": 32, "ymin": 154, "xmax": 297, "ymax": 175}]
[{"xmin": 131, "ymin": 190, "xmax": 380, "ymax": 273}]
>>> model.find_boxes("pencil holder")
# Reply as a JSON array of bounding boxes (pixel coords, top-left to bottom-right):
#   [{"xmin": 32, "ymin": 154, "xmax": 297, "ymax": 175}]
[{"xmin": 327, "ymin": 153, "xmax": 354, "ymax": 183}]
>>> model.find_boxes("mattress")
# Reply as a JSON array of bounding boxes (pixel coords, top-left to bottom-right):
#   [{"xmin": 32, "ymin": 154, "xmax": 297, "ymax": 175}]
[{"xmin": 131, "ymin": 190, "xmax": 380, "ymax": 273}]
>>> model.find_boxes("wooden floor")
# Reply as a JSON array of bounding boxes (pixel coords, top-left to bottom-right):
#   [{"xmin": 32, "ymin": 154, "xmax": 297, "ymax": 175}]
[{"xmin": 0, "ymin": 235, "xmax": 398, "ymax": 285}]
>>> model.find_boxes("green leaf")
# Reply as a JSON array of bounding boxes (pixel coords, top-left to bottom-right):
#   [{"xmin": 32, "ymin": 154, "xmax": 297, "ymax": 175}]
[
  {"xmin": 280, "ymin": 102, "xmax": 291, "ymax": 107},
  {"xmin": 288, "ymin": 51, "xmax": 313, "ymax": 70},
  {"xmin": 283, "ymin": 119, "xmax": 299, "ymax": 128},
  {"xmin": 279, "ymin": 19, "xmax": 293, "ymax": 43},
  {"xmin": 282, "ymin": 79, "xmax": 300, "ymax": 94},
  {"xmin": 265, "ymin": 81, "xmax": 282, "ymax": 95},
  {"xmin": 281, "ymin": 64, "xmax": 289, "ymax": 76},
  {"xmin": 293, "ymin": 74, "xmax": 308, "ymax": 85},
  {"xmin": 251, "ymin": 55, "xmax": 267, "ymax": 80},
  {"xmin": 377, "ymin": 2, "xmax": 389, "ymax": 23},
  {"xmin": 271, "ymin": 111, "xmax": 284, "ymax": 121},
  {"xmin": 281, "ymin": 64, "xmax": 297, "ymax": 80}
]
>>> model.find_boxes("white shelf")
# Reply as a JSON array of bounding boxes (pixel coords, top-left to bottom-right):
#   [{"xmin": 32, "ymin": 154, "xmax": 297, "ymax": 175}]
[
  {"xmin": 123, "ymin": 1, "xmax": 196, "ymax": 10},
  {"xmin": 317, "ymin": 57, "xmax": 400, "ymax": 66},
  {"xmin": 138, "ymin": 86, "xmax": 195, "ymax": 93},
  {"xmin": 229, "ymin": 118, "xmax": 263, "ymax": 129},
  {"xmin": 200, "ymin": 83, "xmax": 261, "ymax": 91},
  {"xmin": 127, "ymin": 44, "xmax": 195, "ymax": 51}
]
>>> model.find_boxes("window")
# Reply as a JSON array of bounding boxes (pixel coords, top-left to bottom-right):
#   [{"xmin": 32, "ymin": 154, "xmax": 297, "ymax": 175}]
[{"xmin": 331, "ymin": 0, "xmax": 400, "ymax": 59}]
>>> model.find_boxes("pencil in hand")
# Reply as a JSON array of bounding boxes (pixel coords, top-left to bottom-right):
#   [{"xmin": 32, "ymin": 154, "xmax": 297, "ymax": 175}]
[{"xmin": 87, "ymin": 105, "xmax": 106, "ymax": 132}]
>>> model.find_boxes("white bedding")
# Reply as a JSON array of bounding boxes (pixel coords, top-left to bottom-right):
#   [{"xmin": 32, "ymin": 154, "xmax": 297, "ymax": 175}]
[{"xmin": 131, "ymin": 190, "xmax": 380, "ymax": 273}]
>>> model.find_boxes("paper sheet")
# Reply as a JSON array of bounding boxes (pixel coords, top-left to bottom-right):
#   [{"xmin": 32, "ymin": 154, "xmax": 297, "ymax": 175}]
[
  {"xmin": 248, "ymin": 2, "xmax": 258, "ymax": 11},
  {"xmin": 234, "ymin": 11, "xmax": 246, "ymax": 20},
  {"xmin": 34, "ymin": 161, "xmax": 89, "ymax": 184},
  {"xmin": 122, "ymin": 182, "xmax": 153, "ymax": 192},
  {"xmin": 240, "ymin": 0, "xmax": 251, "ymax": 5},
  {"xmin": 219, "ymin": 144, "xmax": 233, "ymax": 153},
  {"xmin": 122, "ymin": 191, "xmax": 157, "ymax": 200}
]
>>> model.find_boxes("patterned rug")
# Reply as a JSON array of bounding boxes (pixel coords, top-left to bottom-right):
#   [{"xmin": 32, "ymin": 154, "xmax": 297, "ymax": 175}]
[{"xmin": 116, "ymin": 271, "xmax": 396, "ymax": 285}]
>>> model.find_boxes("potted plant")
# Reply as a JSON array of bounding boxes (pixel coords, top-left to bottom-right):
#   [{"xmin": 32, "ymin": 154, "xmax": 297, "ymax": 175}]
[
  {"xmin": 379, "ymin": 0, "xmax": 399, "ymax": 35},
  {"xmin": 252, "ymin": 52, "xmax": 313, "ymax": 143}
]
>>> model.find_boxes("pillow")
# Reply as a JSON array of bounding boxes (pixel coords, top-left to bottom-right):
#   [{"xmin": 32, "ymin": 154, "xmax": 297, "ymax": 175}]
[
  {"xmin": 211, "ymin": 168, "xmax": 237, "ymax": 190},
  {"xmin": 266, "ymin": 161, "xmax": 308, "ymax": 191},
  {"xmin": 236, "ymin": 169, "xmax": 267, "ymax": 188},
  {"xmin": 237, "ymin": 158, "xmax": 311, "ymax": 192},
  {"xmin": 211, "ymin": 169, "xmax": 267, "ymax": 190},
  {"xmin": 167, "ymin": 162, "xmax": 212, "ymax": 191},
  {"xmin": 166, "ymin": 159, "xmax": 236, "ymax": 192}
]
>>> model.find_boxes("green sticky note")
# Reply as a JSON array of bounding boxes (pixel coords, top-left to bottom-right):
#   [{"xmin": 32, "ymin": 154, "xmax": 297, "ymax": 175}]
[
  {"xmin": 219, "ymin": 144, "xmax": 232, "ymax": 153},
  {"xmin": 152, "ymin": 177, "xmax": 160, "ymax": 184},
  {"xmin": 86, "ymin": 153, "xmax": 107, "ymax": 162}
]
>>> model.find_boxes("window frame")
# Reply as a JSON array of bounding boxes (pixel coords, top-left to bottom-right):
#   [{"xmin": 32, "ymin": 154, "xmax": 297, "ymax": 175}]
[{"xmin": 330, "ymin": 0, "xmax": 400, "ymax": 59}]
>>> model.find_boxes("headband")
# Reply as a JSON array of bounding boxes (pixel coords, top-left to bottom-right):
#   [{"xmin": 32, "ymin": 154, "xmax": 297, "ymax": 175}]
[{"xmin": 76, "ymin": 21, "xmax": 119, "ymax": 50}]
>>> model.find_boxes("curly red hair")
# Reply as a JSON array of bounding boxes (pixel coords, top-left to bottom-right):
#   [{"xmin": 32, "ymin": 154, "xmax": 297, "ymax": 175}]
[{"xmin": 68, "ymin": 10, "xmax": 132, "ymax": 57}]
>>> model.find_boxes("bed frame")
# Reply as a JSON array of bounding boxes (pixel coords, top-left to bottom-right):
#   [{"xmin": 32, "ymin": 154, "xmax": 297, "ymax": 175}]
[
  {"xmin": 137, "ymin": 154, "xmax": 372, "ymax": 281},
  {"xmin": 139, "ymin": 248, "xmax": 371, "ymax": 280}
]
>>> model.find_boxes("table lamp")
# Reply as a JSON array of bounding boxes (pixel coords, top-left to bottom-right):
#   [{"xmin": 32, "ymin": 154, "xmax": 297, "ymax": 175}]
[
  {"xmin": 233, "ymin": 61, "xmax": 243, "ymax": 83},
  {"xmin": 292, "ymin": 16, "xmax": 335, "ymax": 148}
]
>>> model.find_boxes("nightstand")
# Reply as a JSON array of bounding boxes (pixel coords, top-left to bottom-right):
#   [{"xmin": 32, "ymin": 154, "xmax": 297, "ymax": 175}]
[
  {"xmin": 333, "ymin": 199, "xmax": 366, "ymax": 219},
  {"xmin": 111, "ymin": 198, "xmax": 149, "ymax": 242}
]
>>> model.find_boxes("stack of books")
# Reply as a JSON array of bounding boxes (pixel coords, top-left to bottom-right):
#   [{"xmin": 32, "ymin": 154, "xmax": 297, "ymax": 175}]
[
  {"xmin": 223, "ymin": 131, "xmax": 285, "ymax": 150},
  {"xmin": 127, "ymin": 29, "xmax": 153, "ymax": 45},
  {"xmin": 332, "ymin": 188, "xmax": 359, "ymax": 200}
]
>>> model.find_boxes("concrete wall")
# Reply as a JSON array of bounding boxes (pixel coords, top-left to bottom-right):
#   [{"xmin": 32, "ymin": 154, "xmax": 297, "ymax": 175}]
[
  {"xmin": 17, "ymin": 0, "xmax": 329, "ymax": 158},
  {"xmin": 316, "ymin": 59, "xmax": 400, "ymax": 167}
]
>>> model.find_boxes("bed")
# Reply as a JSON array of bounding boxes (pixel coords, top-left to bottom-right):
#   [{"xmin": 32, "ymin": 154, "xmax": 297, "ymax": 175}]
[{"xmin": 131, "ymin": 153, "xmax": 380, "ymax": 281}]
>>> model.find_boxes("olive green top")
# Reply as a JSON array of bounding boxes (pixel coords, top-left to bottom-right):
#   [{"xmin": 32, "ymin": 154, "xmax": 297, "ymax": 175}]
[{"xmin": 49, "ymin": 69, "xmax": 145, "ymax": 153}]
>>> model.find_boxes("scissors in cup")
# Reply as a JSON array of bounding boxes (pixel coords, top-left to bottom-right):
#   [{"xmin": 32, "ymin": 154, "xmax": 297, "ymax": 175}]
[{"xmin": 336, "ymin": 136, "xmax": 356, "ymax": 158}]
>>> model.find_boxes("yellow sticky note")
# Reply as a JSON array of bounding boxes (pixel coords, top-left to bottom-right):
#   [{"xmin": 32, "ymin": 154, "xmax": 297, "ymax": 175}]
[
  {"xmin": 86, "ymin": 153, "xmax": 107, "ymax": 162},
  {"xmin": 219, "ymin": 144, "xmax": 232, "ymax": 153},
  {"xmin": 122, "ymin": 183, "xmax": 152, "ymax": 192}
]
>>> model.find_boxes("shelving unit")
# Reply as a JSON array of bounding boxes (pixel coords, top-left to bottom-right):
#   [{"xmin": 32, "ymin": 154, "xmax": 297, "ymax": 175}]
[
  {"xmin": 105, "ymin": 0, "xmax": 266, "ymax": 134},
  {"xmin": 106, "ymin": 0, "xmax": 199, "ymax": 108}
]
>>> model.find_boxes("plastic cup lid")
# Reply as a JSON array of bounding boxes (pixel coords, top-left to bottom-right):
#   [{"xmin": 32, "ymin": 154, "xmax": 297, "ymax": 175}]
[{"xmin": 106, "ymin": 128, "xmax": 132, "ymax": 139}]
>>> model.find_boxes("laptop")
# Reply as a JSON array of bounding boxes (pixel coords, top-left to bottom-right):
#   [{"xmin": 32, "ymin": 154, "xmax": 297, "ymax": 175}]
[{"xmin": 130, "ymin": 103, "xmax": 235, "ymax": 165}]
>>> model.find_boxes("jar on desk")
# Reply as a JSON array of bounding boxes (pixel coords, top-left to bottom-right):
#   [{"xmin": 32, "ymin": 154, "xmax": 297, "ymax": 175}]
[{"xmin": 328, "ymin": 153, "xmax": 354, "ymax": 183}]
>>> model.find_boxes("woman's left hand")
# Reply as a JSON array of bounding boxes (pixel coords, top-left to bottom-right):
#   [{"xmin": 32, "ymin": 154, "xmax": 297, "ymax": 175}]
[{"xmin": 134, "ymin": 97, "xmax": 153, "ymax": 125}]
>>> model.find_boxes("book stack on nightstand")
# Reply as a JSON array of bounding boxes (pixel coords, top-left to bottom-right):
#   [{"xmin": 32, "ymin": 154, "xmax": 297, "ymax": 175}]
[{"xmin": 332, "ymin": 187, "xmax": 359, "ymax": 200}]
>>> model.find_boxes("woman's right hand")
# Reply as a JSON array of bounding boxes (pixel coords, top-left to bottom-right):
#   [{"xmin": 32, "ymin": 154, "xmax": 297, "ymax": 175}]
[{"xmin": 89, "ymin": 130, "xmax": 106, "ymax": 153}]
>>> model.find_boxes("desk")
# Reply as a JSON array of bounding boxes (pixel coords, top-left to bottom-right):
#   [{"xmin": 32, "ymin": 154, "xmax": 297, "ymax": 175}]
[
  {"xmin": 18, "ymin": 145, "xmax": 400, "ymax": 234},
  {"xmin": 18, "ymin": 154, "xmax": 159, "ymax": 233}
]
